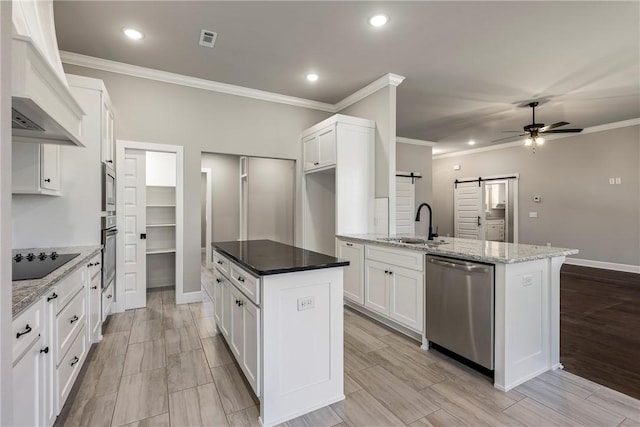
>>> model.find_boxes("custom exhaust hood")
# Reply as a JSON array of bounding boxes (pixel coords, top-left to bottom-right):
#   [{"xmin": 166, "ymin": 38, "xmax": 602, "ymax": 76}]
[{"xmin": 12, "ymin": 0, "xmax": 85, "ymax": 146}]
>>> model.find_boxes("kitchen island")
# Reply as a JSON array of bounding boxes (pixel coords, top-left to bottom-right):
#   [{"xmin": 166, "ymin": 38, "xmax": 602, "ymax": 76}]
[
  {"xmin": 209, "ymin": 240, "xmax": 348, "ymax": 427},
  {"xmin": 336, "ymin": 234, "xmax": 578, "ymax": 392}
]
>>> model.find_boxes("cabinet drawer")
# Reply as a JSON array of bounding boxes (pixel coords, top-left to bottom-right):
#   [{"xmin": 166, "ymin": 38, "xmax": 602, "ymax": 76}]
[
  {"xmin": 56, "ymin": 289, "xmax": 86, "ymax": 365},
  {"xmin": 87, "ymin": 253, "xmax": 102, "ymax": 280},
  {"xmin": 230, "ymin": 264, "xmax": 260, "ymax": 305},
  {"xmin": 55, "ymin": 267, "xmax": 85, "ymax": 314},
  {"xmin": 365, "ymin": 245, "xmax": 424, "ymax": 272},
  {"xmin": 12, "ymin": 299, "xmax": 44, "ymax": 363},
  {"xmin": 57, "ymin": 325, "xmax": 87, "ymax": 410},
  {"xmin": 102, "ymin": 281, "xmax": 114, "ymax": 322},
  {"xmin": 213, "ymin": 252, "xmax": 230, "ymax": 276}
]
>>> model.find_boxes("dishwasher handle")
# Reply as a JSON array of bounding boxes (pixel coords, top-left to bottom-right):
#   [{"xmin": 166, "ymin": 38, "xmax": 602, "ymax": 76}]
[{"xmin": 428, "ymin": 257, "xmax": 491, "ymax": 273}]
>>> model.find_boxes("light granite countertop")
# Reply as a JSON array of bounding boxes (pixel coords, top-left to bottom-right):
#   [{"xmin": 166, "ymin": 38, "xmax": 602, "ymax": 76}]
[
  {"xmin": 337, "ymin": 234, "xmax": 578, "ymax": 264},
  {"xmin": 12, "ymin": 245, "xmax": 102, "ymax": 319}
]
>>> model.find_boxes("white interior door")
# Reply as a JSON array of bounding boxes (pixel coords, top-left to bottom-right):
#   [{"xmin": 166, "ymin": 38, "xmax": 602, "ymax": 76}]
[
  {"xmin": 123, "ymin": 149, "xmax": 147, "ymax": 309},
  {"xmin": 395, "ymin": 176, "xmax": 415, "ymax": 235},
  {"xmin": 454, "ymin": 181, "xmax": 485, "ymax": 240}
]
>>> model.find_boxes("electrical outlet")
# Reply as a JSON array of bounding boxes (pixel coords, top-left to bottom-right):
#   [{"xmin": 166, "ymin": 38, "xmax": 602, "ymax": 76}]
[
  {"xmin": 297, "ymin": 296, "xmax": 315, "ymax": 311},
  {"xmin": 529, "ymin": 212, "xmax": 538, "ymax": 218},
  {"xmin": 609, "ymin": 178, "xmax": 615, "ymax": 185},
  {"xmin": 616, "ymin": 177, "xmax": 622, "ymax": 184}
]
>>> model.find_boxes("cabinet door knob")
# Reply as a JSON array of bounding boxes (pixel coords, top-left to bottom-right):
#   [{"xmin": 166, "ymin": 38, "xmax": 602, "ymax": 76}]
[
  {"xmin": 70, "ymin": 356, "xmax": 80, "ymax": 367},
  {"xmin": 313, "ymin": 162, "xmax": 319, "ymax": 166},
  {"xmin": 87, "ymin": 262, "xmax": 94, "ymax": 267},
  {"xmin": 16, "ymin": 324, "xmax": 32, "ymax": 339},
  {"xmin": 40, "ymin": 347, "xmax": 49, "ymax": 354},
  {"xmin": 44, "ymin": 178, "xmax": 51, "ymax": 183},
  {"xmin": 47, "ymin": 292, "xmax": 58, "ymax": 302},
  {"xmin": 238, "ymin": 300, "xmax": 244, "ymax": 307},
  {"xmin": 346, "ymin": 242, "xmax": 353, "ymax": 247},
  {"xmin": 384, "ymin": 270, "xmax": 389, "ymax": 274},
  {"xmin": 216, "ymin": 278, "xmax": 222, "ymax": 284},
  {"xmin": 107, "ymin": 294, "xmax": 113, "ymax": 299},
  {"xmin": 95, "ymin": 262, "xmax": 100, "ymax": 266},
  {"xmin": 91, "ymin": 285, "xmax": 98, "ymax": 290},
  {"xmin": 237, "ymin": 276, "xmax": 245, "ymax": 283},
  {"xmin": 70, "ymin": 315, "xmax": 79, "ymax": 324}
]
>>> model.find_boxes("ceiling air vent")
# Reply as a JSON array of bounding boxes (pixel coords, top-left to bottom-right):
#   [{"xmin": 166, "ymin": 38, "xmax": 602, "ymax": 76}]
[{"xmin": 199, "ymin": 29, "xmax": 218, "ymax": 48}]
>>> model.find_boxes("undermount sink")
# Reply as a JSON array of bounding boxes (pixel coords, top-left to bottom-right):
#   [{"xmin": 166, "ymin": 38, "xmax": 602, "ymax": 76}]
[{"xmin": 377, "ymin": 237, "xmax": 448, "ymax": 246}]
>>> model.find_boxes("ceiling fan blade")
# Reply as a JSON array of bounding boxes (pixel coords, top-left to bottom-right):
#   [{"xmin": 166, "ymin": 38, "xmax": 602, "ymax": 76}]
[
  {"xmin": 540, "ymin": 121, "xmax": 570, "ymax": 132},
  {"xmin": 491, "ymin": 133, "xmax": 526, "ymax": 143},
  {"xmin": 542, "ymin": 128, "xmax": 583, "ymax": 133},
  {"xmin": 501, "ymin": 130, "xmax": 523, "ymax": 133}
]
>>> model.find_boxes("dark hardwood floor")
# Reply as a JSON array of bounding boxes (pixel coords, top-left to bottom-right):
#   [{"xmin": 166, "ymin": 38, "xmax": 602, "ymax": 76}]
[{"xmin": 560, "ymin": 264, "xmax": 640, "ymax": 399}]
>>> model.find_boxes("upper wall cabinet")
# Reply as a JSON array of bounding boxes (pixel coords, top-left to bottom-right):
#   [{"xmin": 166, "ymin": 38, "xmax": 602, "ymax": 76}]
[
  {"xmin": 12, "ymin": 142, "xmax": 61, "ymax": 196},
  {"xmin": 12, "ymin": 0, "xmax": 85, "ymax": 147},
  {"xmin": 66, "ymin": 75, "xmax": 115, "ymax": 167},
  {"xmin": 303, "ymin": 125, "xmax": 336, "ymax": 172}
]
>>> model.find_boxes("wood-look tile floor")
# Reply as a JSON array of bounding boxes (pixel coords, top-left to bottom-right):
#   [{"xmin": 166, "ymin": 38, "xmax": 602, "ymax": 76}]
[{"xmin": 55, "ymin": 273, "xmax": 640, "ymax": 427}]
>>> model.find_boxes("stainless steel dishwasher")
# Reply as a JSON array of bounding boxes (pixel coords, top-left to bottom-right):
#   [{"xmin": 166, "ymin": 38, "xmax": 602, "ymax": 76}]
[{"xmin": 426, "ymin": 255, "xmax": 494, "ymax": 369}]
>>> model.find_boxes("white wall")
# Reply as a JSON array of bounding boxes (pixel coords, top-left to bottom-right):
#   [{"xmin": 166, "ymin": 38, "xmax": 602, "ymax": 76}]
[
  {"xmin": 396, "ymin": 142, "xmax": 433, "ymax": 237},
  {"xmin": 0, "ymin": 1, "xmax": 13, "ymax": 422},
  {"xmin": 433, "ymin": 125, "xmax": 640, "ymax": 266},
  {"xmin": 61, "ymin": 64, "xmax": 331, "ymax": 294},
  {"xmin": 146, "ymin": 151, "xmax": 176, "ymax": 186},
  {"xmin": 339, "ymin": 86, "xmax": 398, "ymax": 232}
]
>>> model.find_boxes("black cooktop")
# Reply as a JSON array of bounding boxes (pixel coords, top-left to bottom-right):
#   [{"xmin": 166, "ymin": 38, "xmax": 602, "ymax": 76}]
[{"xmin": 12, "ymin": 252, "xmax": 81, "ymax": 281}]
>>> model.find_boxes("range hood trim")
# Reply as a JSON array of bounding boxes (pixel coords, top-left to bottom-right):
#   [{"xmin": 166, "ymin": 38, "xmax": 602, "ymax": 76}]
[{"xmin": 12, "ymin": 35, "xmax": 85, "ymax": 147}]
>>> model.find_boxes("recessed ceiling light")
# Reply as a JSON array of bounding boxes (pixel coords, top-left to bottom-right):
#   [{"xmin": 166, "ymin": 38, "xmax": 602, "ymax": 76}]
[
  {"xmin": 122, "ymin": 27, "xmax": 144, "ymax": 40},
  {"xmin": 369, "ymin": 14, "xmax": 389, "ymax": 27},
  {"xmin": 468, "ymin": 140, "xmax": 476, "ymax": 145},
  {"xmin": 306, "ymin": 73, "xmax": 319, "ymax": 82}
]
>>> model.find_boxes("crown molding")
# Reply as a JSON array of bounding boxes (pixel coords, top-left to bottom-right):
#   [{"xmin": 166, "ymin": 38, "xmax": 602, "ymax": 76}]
[
  {"xmin": 334, "ymin": 73, "xmax": 406, "ymax": 112},
  {"xmin": 60, "ymin": 51, "xmax": 336, "ymax": 112},
  {"xmin": 433, "ymin": 118, "xmax": 640, "ymax": 159},
  {"xmin": 61, "ymin": 51, "xmax": 407, "ymax": 114},
  {"xmin": 396, "ymin": 136, "xmax": 437, "ymax": 147}
]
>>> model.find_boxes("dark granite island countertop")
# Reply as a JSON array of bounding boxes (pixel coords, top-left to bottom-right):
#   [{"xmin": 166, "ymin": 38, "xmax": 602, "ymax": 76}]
[{"xmin": 212, "ymin": 239, "xmax": 349, "ymax": 276}]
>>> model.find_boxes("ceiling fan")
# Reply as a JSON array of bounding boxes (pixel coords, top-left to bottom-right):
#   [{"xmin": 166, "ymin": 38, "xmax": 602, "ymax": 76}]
[{"xmin": 494, "ymin": 102, "xmax": 583, "ymax": 149}]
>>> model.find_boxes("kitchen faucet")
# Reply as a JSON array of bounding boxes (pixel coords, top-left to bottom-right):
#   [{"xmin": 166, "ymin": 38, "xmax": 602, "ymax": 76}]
[{"xmin": 415, "ymin": 203, "xmax": 437, "ymax": 241}]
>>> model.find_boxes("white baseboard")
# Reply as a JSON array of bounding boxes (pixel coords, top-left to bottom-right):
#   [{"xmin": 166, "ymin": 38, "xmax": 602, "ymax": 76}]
[
  {"xmin": 177, "ymin": 290, "xmax": 203, "ymax": 305},
  {"xmin": 565, "ymin": 257, "xmax": 640, "ymax": 274}
]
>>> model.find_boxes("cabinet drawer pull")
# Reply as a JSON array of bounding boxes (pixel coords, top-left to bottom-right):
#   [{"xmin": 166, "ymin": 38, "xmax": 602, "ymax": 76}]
[
  {"xmin": 384, "ymin": 270, "xmax": 389, "ymax": 274},
  {"xmin": 237, "ymin": 276, "xmax": 245, "ymax": 283},
  {"xmin": 238, "ymin": 300, "xmax": 244, "ymax": 307},
  {"xmin": 70, "ymin": 356, "xmax": 79, "ymax": 367},
  {"xmin": 40, "ymin": 347, "xmax": 49, "ymax": 354},
  {"xmin": 346, "ymin": 242, "xmax": 353, "ymax": 247},
  {"xmin": 16, "ymin": 324, "xmax": 32, "ymax": 339},
  {"xmin": 47, "ymin": 293, "xmax": 58, "ymax": 302},
  {"xmin": 107, "ymin": 294, "xmax": 113, "ymax": 299},
  {"xmin": 44, "ymin": 178, "xmax": 51, "ymax": 183},
  {"xmin": 91, "ymin": 285, "xmax": 98, "ymax": 290},
  {"xmin": 313, "ymin": 162, "xmax": 319, "ymax": 166},
  {"xmin": 95, "ymin": 262, "xmax": 100, "ymax": 265},
  {"xmin": 217, "ymin": 260, "xmax": 223, "ymax": 265},
  {"xmin": 87, "ymin": 262, "xmax": 94, "ymax": 267},
  {"xmin": 388, "ymin": 271, "xmax": 393, "ymax": 275},
  {"xmin": 216, "ymin": 278, "xmax": 222, "ymax": 283},
  {"xmin": 70, "ymin": 315, "xmax": 79, "ymax": 324}
]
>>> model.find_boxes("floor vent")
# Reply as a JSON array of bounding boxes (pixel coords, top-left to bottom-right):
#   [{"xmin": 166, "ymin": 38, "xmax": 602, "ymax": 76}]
[{"xmin": 199, "ymin": 29, "xmax": 218, "ymax": 48}]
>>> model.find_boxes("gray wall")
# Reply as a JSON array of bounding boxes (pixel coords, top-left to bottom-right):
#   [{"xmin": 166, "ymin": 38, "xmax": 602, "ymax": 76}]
[
  {"xmin": 201, "ymin": 153, "xmax": 241, "ymax": 243},
  {"xmin": 432, "ymin": 125, "xmax": 640, "ymax": 265},
  {"xmin": 396, "ymin": 142, "xmax": 433, "ymax": 237},
  {"xmin": 200, "ymin": 173, "xmax": 206, "ymax": 248},
  {"xmin": 64, "ymin": 64, "xmax": 330, "ymax": 294}
]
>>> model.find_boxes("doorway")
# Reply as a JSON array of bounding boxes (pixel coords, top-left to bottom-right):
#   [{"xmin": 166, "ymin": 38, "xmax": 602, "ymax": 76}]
[
  {"xmin": 454, "ymin": 174, "xmax": 519, "ymax": 243},
  {"xmin": 115, "ymin": 140, "xmax": 185, "ymax": 312}
]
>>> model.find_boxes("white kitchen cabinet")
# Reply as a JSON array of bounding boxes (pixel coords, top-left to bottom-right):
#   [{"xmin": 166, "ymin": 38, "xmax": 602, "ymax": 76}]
[
  {"xmin": 12, "ymin": 142, "xmax": 61, "ymax": 195},
  {"xmin": 102, "ymin": 280, "xmax": 114, "ymax": 321},
  {"xmin": 485, "ymin": 219, "xmax": 505, "ymax": 242},
  {"xmin": 364, "ymin": 260, "xmax": 391, "ymax": 316},
  {"xmin": 337, "ymin": 240, "xmax": 364, "ymax": 304},
  {"xmin": 302, "ymin": 115, "xmax": 375, "ymax": 256},
  {"xmin": 389, "ymin": 265, "xmax": 424, "ymax": 332},
  {"xmin": 303, "ymin": 124, "xmax": 336, "ymax": 172},
  {"xmin": 12, "ymin": 299, "xmax": 47, "ymax": 427},
  {"xmin": 88, "ymin": 273, "xmax": 102, "ymax": 343},
  {"xmin": 342, "ymin": 239, "xmax": 426, "ymax": 334},
  {"xmin": 213, "ymin": 250, "xmax": 261, "ymax": 397},
  {"xmin": 66, "ymin": 74, "xmax": 115, "ymax": 168},
  {"xmin": 13, "ymin": 333, "xmax": 46, "ymax": 427}
]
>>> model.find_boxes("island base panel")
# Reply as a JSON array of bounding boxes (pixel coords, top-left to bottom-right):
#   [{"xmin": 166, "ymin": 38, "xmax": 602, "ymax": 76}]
[{"xmin": 260, "ymin": 268, "xmax": 345, "ymax": 426}]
